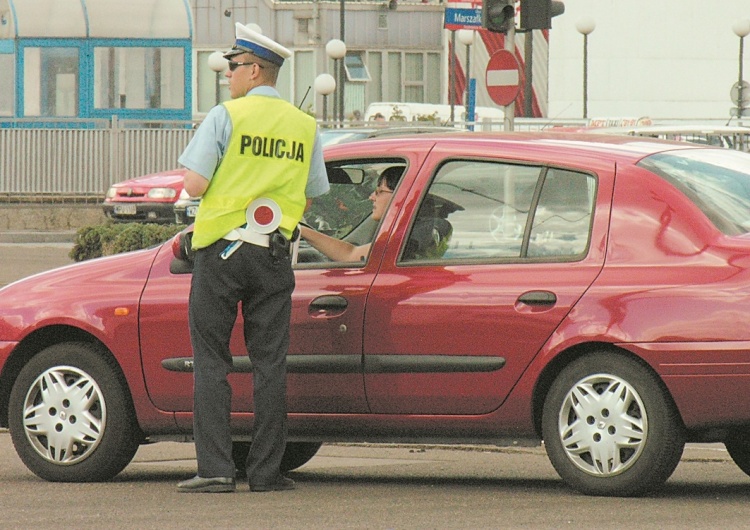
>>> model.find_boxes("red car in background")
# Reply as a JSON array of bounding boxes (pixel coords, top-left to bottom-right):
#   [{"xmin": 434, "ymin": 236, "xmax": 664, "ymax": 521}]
[
  {"xmin": 102, "ymin": 168, "xmax": 186, "ymax": 224},
  {"xmin": 4, "ymin": 132, "xmax": 750, "ymax": 496}
]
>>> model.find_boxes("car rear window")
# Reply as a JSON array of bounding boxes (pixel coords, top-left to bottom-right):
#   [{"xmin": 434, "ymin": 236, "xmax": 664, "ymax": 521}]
[{"xmin": 638, "ymin": 149, "xmax": 750, "ymax": 235}]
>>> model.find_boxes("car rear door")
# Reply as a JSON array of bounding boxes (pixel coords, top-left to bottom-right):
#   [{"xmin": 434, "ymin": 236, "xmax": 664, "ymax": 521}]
[{"xmin": 362, "ymin": 142, "xmax": 614, "ymax": 415}]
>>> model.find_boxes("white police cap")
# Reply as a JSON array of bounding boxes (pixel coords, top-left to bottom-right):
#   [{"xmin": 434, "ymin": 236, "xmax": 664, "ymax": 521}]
[{"xmin": 224, "ymin": 23, "xmax": 291, "ymax": 67}]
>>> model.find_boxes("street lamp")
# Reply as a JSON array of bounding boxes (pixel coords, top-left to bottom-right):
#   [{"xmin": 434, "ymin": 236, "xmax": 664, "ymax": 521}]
[
  {"xmin": 207, "ymin": 51, "xmax": 228, "ymax": 104},
  {"xmin": 457, "ymin": 29, "xmax": 474, "ymax": 127},
  {"xmin": 575, "ymin": 17, "xmax": 596, "ymax": 120},
  {"xmin": 314, "ymin": 73, "xmax": 336, "ymax": 125},
  {"xmin": 326, "ymin": 39, "xmax": 347, "ymax": 126},
  {"xmin": 732, "ymin": 19, "xmax": 750, "ymax": 119}
]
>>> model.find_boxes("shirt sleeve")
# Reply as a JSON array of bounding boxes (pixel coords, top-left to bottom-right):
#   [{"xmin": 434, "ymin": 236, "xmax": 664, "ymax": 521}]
[
  {"xmin": 305, "ymin": 129, "xmax": 330, "ymax": 198},
  {"xmin": 178, "ymin": 105, "xmax": 232, "ymax": 182}
]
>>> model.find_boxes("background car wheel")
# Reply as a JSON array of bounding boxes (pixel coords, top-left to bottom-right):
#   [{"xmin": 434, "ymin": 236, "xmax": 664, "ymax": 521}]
[
  {"xmin": 541, "ymin": 351, "xmax": 684, "ymax": 497},
  {"xmin": 8, "ymin": 342, "xmax": 141, "ymax": 482},
  {"xmin": 232, "ymin": 441, "xmax": 322, "ymax": 478},
  {"xmin": 725, "ymin": 436, "xmax": 750, "ymax": 476}
]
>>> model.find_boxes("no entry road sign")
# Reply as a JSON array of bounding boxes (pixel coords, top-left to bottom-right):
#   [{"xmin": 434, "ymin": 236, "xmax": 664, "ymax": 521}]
[{"xmin": 485, "ymin": 50, "xmax": 520, "ymax": 107}]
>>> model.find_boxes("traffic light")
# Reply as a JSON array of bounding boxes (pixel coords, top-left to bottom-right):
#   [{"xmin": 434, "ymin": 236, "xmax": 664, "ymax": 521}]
[
  {"xmin": 482, "ymin": 0, "xmax": 515, "ymax": 34},
  {"xmin": 519, "ymin": 0, "xmax": 565, "ymax": 30}
]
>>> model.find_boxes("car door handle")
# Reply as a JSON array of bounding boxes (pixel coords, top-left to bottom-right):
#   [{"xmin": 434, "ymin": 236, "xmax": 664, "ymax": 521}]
[
  {"xmin": 309, "ymin": 295, "xmax": 348, "ymax": 316},
  {"xmin": 517, "ymin": 291, "xmax": 557, "ymax": 306}
]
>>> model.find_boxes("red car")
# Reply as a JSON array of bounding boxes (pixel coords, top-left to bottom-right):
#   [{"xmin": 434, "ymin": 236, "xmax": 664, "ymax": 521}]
[
  {"xmin": 3, "ymin": 132, "xmax": 750, "ymax": 497},
  {"xmin": 102, "ymin": 168, "xmax": 186, "ymax": 224}
]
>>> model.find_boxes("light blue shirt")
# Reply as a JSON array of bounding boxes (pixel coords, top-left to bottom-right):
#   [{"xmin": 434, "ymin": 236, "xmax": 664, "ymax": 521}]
[{"xmin": 179, "ymin": 86, "xmax": 330, "ymax": 198}]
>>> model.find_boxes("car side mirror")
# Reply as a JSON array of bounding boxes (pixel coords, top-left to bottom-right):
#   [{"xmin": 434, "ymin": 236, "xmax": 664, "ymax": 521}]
[{"xmin": 170, "ymin": 226, "xmax": 194, "ymax": 274}]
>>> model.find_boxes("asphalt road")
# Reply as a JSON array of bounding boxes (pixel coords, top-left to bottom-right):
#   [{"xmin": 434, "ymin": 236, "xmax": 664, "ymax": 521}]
[
  {"xmin": 0, "ymin": 240, "xmax": 75, "ymax": 287},
  {"xmin": 2, "ymin": 433, "xmax": 750, "ymax": 529}
]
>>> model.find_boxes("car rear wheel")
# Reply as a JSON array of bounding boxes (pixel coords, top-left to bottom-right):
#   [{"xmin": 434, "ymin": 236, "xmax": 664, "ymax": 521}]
[
  {"xmin": 8, "ymin": 342, "xmax": 141, "ymax": 482},
  {"xmin": 725, "ymin": 436, "xmax": 750, "ymax": 476},
  {"xmin": 232, "ymin": 441, "xmax": 322, "ymax": 478},
  {"xmin": 541, "ymin": 351, "xmax": 685, "ymax": 497}
]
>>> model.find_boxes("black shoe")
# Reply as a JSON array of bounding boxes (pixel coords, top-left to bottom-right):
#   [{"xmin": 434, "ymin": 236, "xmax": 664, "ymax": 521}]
[
  {"xmin": 177, "ymin": 475, "xmax": 236, "ymax": 493},
  {"xmin": 250, "ymin": 476, "xmax": 295, "ymax": 492}
]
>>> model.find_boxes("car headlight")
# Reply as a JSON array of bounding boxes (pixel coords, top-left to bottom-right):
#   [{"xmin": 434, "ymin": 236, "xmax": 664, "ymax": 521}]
[
  {"xmin": 147, "ymin": 188, "xmax": 177, "ymax": 199},
  {"xmin": 106, "ymin": 187, "xmax": 117, "ymax": 199}
]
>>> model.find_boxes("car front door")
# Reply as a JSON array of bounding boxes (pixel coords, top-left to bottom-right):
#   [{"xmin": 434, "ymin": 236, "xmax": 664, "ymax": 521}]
[{"xmin": 138, "ymin": 155, "xmax": 418, "ymax": 417}]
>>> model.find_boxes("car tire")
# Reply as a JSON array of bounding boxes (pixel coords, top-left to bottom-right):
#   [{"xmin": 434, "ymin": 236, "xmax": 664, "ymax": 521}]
[
  {"xmin": 280, "ymin": 442, "xmax": 323, "ymax": 472},
  {"xmin": 724, "ymin": 436, "xmax": 750, "ymax": 477},
  {"xmin": 232, "ymin": 441, "xmax": 322, "ymax": 478},
  {"xmin": 8, "ymin": 342, "xmax": 141, "ymax": 482},
  {"xmin": 541, "ymin": 351, "xmax": 685, "ymax": 497}
]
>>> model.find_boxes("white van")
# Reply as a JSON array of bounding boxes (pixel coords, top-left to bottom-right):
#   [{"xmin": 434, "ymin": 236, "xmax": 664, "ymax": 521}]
[{"xmin": 364, "ymin": 102, "xmax": 504, "ymax": 128}]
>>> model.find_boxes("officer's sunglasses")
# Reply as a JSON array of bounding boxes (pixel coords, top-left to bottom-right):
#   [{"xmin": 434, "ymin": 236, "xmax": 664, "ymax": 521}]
[{"xmin": 227, "ymin": 60, "xmax": 265, "ymax": 72}]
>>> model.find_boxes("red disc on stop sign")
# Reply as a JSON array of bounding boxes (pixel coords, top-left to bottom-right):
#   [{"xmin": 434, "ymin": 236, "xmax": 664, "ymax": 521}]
[{"xmin": 485, "ymin": 50, "xmax": 520, "ymax": 107}]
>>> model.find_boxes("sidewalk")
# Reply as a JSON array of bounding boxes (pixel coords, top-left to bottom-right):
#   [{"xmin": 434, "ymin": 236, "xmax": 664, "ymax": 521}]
[{"xmin": 0, "ymin": 230, "xmax": 77, "ymax": 244}]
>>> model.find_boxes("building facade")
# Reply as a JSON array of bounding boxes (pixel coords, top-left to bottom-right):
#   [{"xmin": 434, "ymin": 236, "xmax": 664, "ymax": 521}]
[{"xmin": 191, "ymin": 0, "xmax": 552, "ymax": 121}]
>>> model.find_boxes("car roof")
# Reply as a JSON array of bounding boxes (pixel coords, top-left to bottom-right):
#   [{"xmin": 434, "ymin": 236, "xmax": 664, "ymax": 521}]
[{"xmin": 323, "ymin": 130, "xmax": 705, "ymax": 165}]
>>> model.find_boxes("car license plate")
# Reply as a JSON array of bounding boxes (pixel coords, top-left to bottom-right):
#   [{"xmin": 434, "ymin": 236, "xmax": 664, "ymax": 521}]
[
  {"xmin": 186, "ymin": 206, "xmax": 198, "ymax": 218},
  {"xmin": 114, "ymin": 204, "xmax": 137, "ymax": 215}
]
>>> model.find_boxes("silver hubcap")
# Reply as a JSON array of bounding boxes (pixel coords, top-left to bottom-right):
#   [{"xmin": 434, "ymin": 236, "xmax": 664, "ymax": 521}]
[
  {"xmin": 22, "ymin": 366, "xmax": 106, "ymax": 465},
  {"xmin": 557, "ymin": 373, "xmax": 647, "ymax": 477}
]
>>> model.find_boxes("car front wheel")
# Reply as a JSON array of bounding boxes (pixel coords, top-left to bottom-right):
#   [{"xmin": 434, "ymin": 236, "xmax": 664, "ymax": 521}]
[
  {"xmin": 541, "ymin": 351, "xmax": 685, "ymax": 497},
  {"xmin": 8, "ymin": 342, "xmax": 141, "ymax": 482}
]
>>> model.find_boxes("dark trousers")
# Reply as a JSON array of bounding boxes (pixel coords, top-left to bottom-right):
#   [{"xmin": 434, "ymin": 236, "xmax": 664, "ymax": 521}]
[{"xmin": 188, "ymin": 239, "xmax": 294, "ymax": 483}]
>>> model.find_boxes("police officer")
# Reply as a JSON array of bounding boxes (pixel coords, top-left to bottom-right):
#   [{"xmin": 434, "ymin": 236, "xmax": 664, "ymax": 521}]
[{"xmin": 177, "ymin": 23, "xmax": 329, "ymax": 493}]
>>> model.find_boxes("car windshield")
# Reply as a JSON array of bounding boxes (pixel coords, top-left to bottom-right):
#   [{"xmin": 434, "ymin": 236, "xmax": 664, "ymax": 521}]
[{"xmin": 638, "ymin": 149, "xmax": 750, "ymax": 235}]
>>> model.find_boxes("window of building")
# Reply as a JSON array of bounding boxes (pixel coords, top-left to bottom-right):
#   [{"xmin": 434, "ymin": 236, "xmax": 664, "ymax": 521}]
[
  {"xmin": 23, "ymin": 46, "xmax": 79, "ymax": 117},
  {"xmin": 195, "ymin": 50, "xmax": 229, "ymax": 114},
  {"xmin": 0, "ymin": 51, "xmax": 14, "ymax": 116},
  {"xmin": 93, "ymin": 46, "xmax": 184, "ymax": 110},
  {"xmin": 294, "ymin": 50, "xmax": 315, "ymax": 110},
  {"xmin": 404, "ymin": 53, "xmax": 425, "ymax": 103},
  {"xmin": 387, "ymin": 52, "xmax": 402, "ymax": 101},
  {"xmin": 344, "ymin": 53, "xmax": 370, "ymax": 82},
  {"xmin": 368, "ymin": 51, "xmax": 440, "ymax": 107},
  {"xmin": 367, "ymin": 52, "xmax": 383, "ymax": 102},
  {"xmin": 378, "ymin": 13, "xmax": 388, "ymax": 30}
]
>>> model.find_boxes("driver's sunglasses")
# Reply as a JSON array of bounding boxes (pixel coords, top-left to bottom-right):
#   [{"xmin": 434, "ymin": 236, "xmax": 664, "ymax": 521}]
[{"xmin": 227, "ymin": 60, "xmax": 264, "ymax": 72}]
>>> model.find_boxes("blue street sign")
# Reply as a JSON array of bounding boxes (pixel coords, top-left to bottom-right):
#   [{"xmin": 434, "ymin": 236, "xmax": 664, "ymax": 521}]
[{"xmin": 444, "ymin": 6, "xmax": 482, "ymax": 30}]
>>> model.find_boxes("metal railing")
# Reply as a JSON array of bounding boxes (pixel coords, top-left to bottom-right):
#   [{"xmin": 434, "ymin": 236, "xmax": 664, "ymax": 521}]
[{"xmin": 0, "ymin": 118, "xmax": 195, "ymax": 202}]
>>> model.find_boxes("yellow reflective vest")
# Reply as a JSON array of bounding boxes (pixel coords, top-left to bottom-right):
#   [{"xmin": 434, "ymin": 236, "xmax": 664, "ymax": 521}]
[{"xmin": 192, "ymin": 95, "xmax": 317, "ymax": 249}]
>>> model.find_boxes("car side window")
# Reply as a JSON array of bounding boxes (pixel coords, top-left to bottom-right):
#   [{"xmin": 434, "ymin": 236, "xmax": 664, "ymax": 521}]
[
  {"xmin": 296, "ymin": 159, "xmax": 406, "ymax": 266},
  {"xmin": 400, "ymin": 161, "xmax": 595, "ymax": 263},
  {"xmin": 527, "ymin": 168, "xmax": 596, "ymax": 258}
]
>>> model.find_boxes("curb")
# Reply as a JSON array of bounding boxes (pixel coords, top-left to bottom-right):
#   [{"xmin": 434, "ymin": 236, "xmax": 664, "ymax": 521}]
[{"xmin": 0, "ymin": 231, "xmax": 77, "ymax": 244}]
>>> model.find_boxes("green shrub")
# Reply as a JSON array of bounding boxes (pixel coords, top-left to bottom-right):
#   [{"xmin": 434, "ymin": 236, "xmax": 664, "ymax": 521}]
[{"xmin": 70, "ymin": 223, "xmax": 183, "ymax": 262}]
